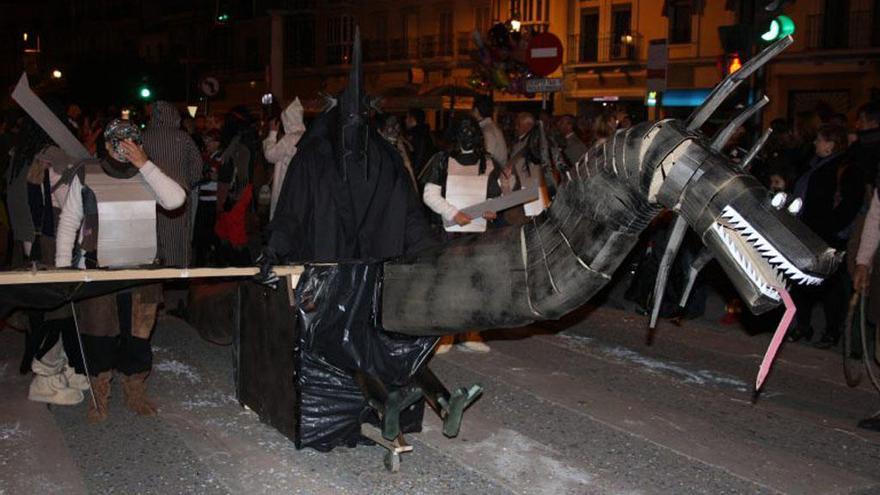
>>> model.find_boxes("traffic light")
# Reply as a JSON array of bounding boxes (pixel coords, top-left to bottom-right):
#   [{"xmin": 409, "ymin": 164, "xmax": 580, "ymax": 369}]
[
  {"xmin": 760, "ymin": 15, "xmax": 795, "ymax": 41},
  {"xmin": 727, "ymin": 53, "xmax": 743, "ymax": 74},
  {"xmin": 215, "ymin": 0, "xmax": 231, "ymax": 24},
  {"xmin": 718, "ymin": 52, "xmax": 744, "ymax": 77},
  {"xmin": 138, "ymin": 86, "xmax": 152, "ymax": 100}
]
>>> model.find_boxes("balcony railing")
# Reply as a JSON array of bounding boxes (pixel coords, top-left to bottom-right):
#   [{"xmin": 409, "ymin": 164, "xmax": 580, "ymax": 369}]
[
  {"xmin": 567, "ymin": 33, "xmax": 643, "ymax": 64},
  {"xmin": 340, "ymin": 31, "xmax": 474, "ymax": 65},
  {"xmin": 806, "ymin": 11, "xmax": 879, "ymax": 50}
]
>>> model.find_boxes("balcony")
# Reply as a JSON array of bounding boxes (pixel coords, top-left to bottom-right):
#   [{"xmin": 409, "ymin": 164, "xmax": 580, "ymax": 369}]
[
  {"xmin": 348, "ymin": 31, "xmax": 474, "ymax": 65},
  {"xmin": 806, "ymin": 11, "xmax": 879, "ymax": 50},
  {"xmin": 567, "ymin": 33, "xmax": 643, "ymax": 65}
]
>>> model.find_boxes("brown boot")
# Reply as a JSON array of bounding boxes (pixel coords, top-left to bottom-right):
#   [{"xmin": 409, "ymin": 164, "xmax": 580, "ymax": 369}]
[
  {"xmin": 87, "ymin": 372, "xmax": 112, "ymax": 423},
  {"xmin": 121, "ymin": 372, "xmax": 157, "ymax": 416}
]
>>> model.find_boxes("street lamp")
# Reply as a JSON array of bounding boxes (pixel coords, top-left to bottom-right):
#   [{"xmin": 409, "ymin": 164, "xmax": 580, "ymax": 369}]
[
  {"xmin": 51, "ymin": 69, "xmax": 63, "ymax": 79},
  {"xmin": 509, "ymin": 7, "xmax": 522, "ymax": 33},
  {"xmin": 510, "ymin": 18, "xmax": 522, "ymax": 32}
]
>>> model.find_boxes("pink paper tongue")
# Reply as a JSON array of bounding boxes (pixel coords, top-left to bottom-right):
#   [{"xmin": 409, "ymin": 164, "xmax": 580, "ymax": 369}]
[{"xmin": 755, "ymin": 284, "xmax": 796, "ymax": 391}]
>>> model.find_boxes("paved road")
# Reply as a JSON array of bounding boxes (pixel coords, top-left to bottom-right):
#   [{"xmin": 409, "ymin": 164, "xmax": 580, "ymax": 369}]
[{"xmin": 1, "ymin": 305, "xmax": 879, "ymax": 494}]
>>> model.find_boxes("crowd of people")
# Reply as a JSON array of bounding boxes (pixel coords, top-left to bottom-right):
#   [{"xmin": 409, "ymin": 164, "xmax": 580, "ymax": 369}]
[
  {"xmin": 751, "ymin": 102, "xmax": 880, "ymax": 351},
  {"xmin": 0, "ymin": 92, "xmax": 878, "ymax": 422}
]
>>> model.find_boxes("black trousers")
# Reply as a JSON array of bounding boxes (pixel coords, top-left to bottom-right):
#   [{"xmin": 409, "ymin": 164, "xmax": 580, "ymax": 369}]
[
  {"xmin": 26, "ymin": 315, "xmax": 85, "ymax": 375},
  {"xmin": 81, "ymin": 293, "xmax": 152, "ymax": 376},
  {"xmin": 792, "ymin": 262, "xmax": 851, "ymax": 339},
  {"xmin": 192, "ymin": 200, "xmax": 218, "ymax": 267}
]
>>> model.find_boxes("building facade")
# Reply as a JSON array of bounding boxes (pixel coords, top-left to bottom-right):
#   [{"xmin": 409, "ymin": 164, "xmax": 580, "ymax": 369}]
[{"xmin": 2, "ymin": 0, "xmax": 878, "ymax": 127}]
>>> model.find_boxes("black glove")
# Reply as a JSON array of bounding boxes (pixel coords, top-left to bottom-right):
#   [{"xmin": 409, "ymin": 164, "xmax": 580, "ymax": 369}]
[{"xmin": 255, "ymin": 247, "xmax": 280, "ymax": 289}]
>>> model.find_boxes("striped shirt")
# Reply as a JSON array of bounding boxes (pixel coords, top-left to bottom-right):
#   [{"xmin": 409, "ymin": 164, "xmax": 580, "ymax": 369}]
[{"xmin": 142, "ymin": 101, "xmax": 203, "ymax": 267}]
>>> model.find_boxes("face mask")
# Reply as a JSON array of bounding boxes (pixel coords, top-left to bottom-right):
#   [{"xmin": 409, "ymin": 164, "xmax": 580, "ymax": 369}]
[
  {"xmin": 456, "ymin": 120, "xmax": 480, "ymax": 153},
  {"xmin": 103, "ymin": 118, "xmax": 143, "ymax": 163}
]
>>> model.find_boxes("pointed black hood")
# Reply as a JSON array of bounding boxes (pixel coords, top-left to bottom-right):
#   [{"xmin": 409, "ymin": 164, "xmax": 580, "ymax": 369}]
[{"xmin": 338, "ymin": 27, "xmax": 369, "ymax": 181}]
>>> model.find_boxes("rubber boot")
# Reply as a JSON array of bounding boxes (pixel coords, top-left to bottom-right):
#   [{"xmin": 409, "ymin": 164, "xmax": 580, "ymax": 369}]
[
  {"xmin": 438, "ymin": 385, "xmax": 483, "ymax": 438},
  {"xmin": 380, "ymin": 385, "xmax": 423, "ymax": 441},
  {"xmin": 122, "ymin": 372, "xmax": 157, "ymax": 416},
  {"xmin": 28, "ymin": 340, "xmax": 83, "ymax": 406},
  {"xmin": 88, "ymin": 372, "xmax": 112, "ymax": 423},
  {"xmin": 29, "ymin": 373, "xmax": 84, "ymax": 405},
  {"xmin": 63, "ymin": 366, "xmax": 91, "ymax": 391}
]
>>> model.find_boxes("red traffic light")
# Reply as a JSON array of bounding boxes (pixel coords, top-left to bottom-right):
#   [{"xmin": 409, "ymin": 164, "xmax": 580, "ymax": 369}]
[{"xmin": 727, "ymin": 53, "xmax": 743, "ymax": 74}]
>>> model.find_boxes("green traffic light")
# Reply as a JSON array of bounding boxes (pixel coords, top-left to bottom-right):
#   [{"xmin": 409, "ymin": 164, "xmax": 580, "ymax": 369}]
[
  {"xmin": 217, "ymin": 13, "xmax": 229, "ymax": 22},
  {"xmin": 761, "ymin": 15, "xmax": 795, "ymax": 41},
  {"xmin": 139, "ymin": 87, "xmax": 152, "ymax": 99}
]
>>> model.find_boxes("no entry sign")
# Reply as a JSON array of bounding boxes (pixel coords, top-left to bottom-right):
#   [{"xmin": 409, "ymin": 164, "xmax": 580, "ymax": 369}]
[{"xmin": 527, "ymin": 33, "xmax": 564, "ymax": 77}]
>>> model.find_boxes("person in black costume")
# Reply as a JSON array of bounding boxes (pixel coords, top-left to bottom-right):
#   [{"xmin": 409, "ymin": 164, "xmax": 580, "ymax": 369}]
[{"xmin": 259, "ymin": 29, "xmax": 480, "ymax": 451}]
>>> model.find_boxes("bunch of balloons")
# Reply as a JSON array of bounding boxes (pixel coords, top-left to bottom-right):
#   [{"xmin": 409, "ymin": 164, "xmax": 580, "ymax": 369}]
[{"xmin": 468, "ymin": 23, "xmax": 536, "ymax": 97}]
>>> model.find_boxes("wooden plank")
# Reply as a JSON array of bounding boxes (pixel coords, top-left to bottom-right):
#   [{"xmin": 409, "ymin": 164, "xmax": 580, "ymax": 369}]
[{"xmin": 0, "ymin": 266, "xmax": 304, "ymax": 285}]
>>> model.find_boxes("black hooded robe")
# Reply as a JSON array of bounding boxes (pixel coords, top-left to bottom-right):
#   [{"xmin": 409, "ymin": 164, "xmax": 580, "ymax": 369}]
[
  {"xmin": 263, "ymin": 109, "xmax": 439, "ymax": 450},
  {"xmin": 269, "ymin": 110, "xmax": 435, "ymax": 263}
]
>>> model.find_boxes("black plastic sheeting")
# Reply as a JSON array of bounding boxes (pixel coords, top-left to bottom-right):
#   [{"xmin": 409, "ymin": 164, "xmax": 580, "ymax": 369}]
[
  {"xmin": 236, "ymin": 263, "xmax": 437, "ymax": 451},
  {"xmin": 0, "ymin": 278, "xmax": 144, "ymax": 318},
  {"xmin": 295, "ymin": 263, "xmax": 436, "ymax": 450}
]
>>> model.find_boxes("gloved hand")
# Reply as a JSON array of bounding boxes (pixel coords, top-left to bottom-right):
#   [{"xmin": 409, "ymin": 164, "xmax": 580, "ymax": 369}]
[{"xmin": 255, "ymin": 247, "xmax": 280, "ymax": 290}]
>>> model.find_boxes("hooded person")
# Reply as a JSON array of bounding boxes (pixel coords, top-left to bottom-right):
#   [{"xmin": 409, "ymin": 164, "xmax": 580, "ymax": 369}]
[
  {"xmin": 214, "ymin": 107, "xmax": 257, "ymax": 266},
  {"xmin": 419, "ymin": 116, "xmax": 505, "ymax": 353},
  {"xmin": 142, "ymin": 101, "xmax": 203, "ymax": 267},
  {"xmin": 420, "ymin": 116, "xmax": 503, "ymax": 233},
  {"xmin": 256, "ymin": 29, "xmax": 481, "ymax": 451},
  {"xmin": 55, "ymin": 119, "xmax": 186, "ymax": 422},
  {"xmin": 262, "ymin": 97, "xmax": 306, "ymax": 220}
]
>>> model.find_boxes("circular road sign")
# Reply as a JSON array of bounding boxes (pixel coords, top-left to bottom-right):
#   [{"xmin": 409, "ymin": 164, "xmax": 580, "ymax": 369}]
[
  {"xmin": 527, "ymin": 33, "xmax": 564, "ymax": 77},
  {"xmin": 200, "ymin": 77, "xmax": 220, "ymax": 97}
]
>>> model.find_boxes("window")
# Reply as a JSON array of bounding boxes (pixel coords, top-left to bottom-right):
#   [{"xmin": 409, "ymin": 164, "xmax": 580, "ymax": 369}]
[
  {"xmin": 326, "ymin": 14, "xmax": 354, "ymax": 65},
  {"xmin": 402, "ymin": 11, "xmax": 419, "ymax": 59},
  {"xmin": 439, "ymin": 11, "xmax": 453, "ymax": 56},
  {"xmin": 287, "ymin": 0, "xmax": 315, "ymax": 9},
  {"xmin": 363, "ymin": 12, "xmax": 388, "ymax": 61},
  {"xmin": 579, "ymin": 8, "xmax": 599, "ymax": 62},
  {"xmin": 244, "ymin": 36, "xmax": 261, "ymax": 71},
  {"xmin": 286, "ymin": 13, "xmax": 315, "ymax": 66},
  {"xmin": 822, "ymin": 0, "xmax": 850, "ymax": 49},
  {"xmin": 875, "ymin": 0, "xmax": 880, "ymax": 46},
  {"xmin": 667, "ymin": 0, "xmax": 692, "ymax": 44},
  {"xmin": 210, "ymin": 30, "xmax": 232, "ymax": 70},
  {"xmin": 475, "ymin": 6, "xmax": 492, "ymax": 34},
  {"xmin": 611, "ymin": 4, "xmax": 632, "ymax": 58}
]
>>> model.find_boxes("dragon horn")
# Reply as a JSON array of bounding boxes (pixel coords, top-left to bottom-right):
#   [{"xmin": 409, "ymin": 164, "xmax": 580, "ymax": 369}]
[
  {"xmin": 649, "ymin": 215, "xmax": 688, "ymax": 330},
  {"xmin": 710, "ymin": 95, "xmax": 769, "ymax": 152},
  {"xmin": 687, "ymin": 36, "xmax": 792, "ymax": 132},
  {"xmin": 740, "ymin": 127, "xmax": 773, "ymax": 172}
]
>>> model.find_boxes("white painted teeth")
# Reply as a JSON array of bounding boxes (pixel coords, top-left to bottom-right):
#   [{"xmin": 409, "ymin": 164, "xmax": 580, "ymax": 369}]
[
  {"xmin": 715, "ymin": 205, "xmax": 824, "ymax": 297},
  {"xmin": 712, "ymin": 222, "xmax": 780, "ymax": 301}
]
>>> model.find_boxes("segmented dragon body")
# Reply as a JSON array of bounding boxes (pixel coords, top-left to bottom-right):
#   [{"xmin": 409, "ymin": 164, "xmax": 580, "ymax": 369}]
[{"xmin": 382, "ymin": 37, "xmax": 840, "ymax": 338}]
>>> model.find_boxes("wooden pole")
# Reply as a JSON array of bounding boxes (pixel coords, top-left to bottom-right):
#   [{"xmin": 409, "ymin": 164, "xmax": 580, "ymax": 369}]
[{"xmin": 0, "ymin": 266, "xmax": 304, "ymax": 286}]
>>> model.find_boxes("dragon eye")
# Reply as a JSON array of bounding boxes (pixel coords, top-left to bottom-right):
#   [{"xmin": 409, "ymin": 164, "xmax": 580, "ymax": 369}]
[
  {"xmin": 771, "ymin": 192, "xmax": 787, "ymax": 209},
  {"xmin": 787, "ymin": 197, "xmax": 803, "ymax": 215}
]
